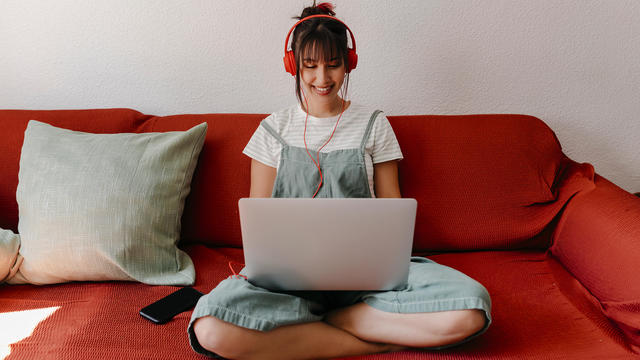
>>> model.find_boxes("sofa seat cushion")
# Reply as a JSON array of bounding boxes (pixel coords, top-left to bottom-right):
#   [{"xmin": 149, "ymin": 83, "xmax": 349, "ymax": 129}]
[{"xmin": 0, "ymin": 247, "xmax": 635, "ymax": 359}]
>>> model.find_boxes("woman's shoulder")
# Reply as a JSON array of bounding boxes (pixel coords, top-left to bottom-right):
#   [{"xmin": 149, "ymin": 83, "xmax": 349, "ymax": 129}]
[
  {"xmin": 346, "ymin": 103, "xmax": 386, "ymax": 117},
  {"xmin": 343, "ymin": 103, "xmax": 390, "ymax": 127},
  {"xmin": 263, "ymin": 105, "xmax": 300, "ymax": 130}
]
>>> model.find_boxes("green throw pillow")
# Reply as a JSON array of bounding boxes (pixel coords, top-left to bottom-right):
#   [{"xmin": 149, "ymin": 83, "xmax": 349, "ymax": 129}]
[{"xmin": 10, "ymin": 120, "xmax": 207, "ymax": 285}]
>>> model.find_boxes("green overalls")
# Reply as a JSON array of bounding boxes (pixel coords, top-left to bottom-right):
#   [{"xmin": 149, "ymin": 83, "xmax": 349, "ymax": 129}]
[
  {"xmin": 261, "ymin": 110, "xmax": 381, "ymax": 198},
  {"xmin": 188, "ymin": 110, "xmax": 492, "ymax": 357}
]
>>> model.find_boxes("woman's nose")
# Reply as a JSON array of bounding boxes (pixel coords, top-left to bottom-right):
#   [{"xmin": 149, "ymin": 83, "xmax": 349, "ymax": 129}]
[{"xmin": 316, "ymin": 66, "xmax": 328, "ymax": 82}]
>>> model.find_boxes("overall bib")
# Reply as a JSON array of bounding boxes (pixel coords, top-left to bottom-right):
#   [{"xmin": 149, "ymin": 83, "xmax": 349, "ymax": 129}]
[
  {"xmin": 188, "ymin": 110, "xmax": 492, "ymax": 357},
  {"xmin": 264, "ymin": 110, "xmax": 381, "ymax": 198}
]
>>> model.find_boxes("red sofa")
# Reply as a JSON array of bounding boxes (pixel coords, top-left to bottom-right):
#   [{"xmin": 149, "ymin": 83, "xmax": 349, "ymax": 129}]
[{"xmin": 1, "ymin": 108, "xmax": 639, "ymax": 359}]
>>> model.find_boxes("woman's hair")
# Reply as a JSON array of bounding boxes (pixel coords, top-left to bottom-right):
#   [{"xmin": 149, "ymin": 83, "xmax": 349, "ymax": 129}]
[{"xmin": 291, "ymin": 2, "xmax": 350, "ymax": 107}]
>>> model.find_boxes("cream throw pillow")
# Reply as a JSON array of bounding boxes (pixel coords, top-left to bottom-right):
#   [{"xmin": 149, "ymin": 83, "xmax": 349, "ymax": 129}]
[{"xmin": 9, "ymin": 120, "xmax": 207, "ymax": 285}]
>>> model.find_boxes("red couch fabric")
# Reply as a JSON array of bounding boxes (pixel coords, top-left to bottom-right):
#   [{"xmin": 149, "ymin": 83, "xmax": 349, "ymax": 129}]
[
  {"xmin": 1, "ymin": 109, "xmax": 639, "ymax": 358},
  {"xmin": 551, "ymin": 175, "xmax": 640, "ymax": 353},
  {"xmin": 392, "ymin": 114, "xmax": 596, "ymax": 251},
  {"xmin": 2, "ymin": 246, "xmax": 636, "ymax": 359}
]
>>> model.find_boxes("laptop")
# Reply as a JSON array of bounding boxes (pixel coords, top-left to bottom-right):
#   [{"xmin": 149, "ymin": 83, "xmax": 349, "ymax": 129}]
[{"xmin": 238, "ymin": 198, "xmax": 417, "ymax": 291}]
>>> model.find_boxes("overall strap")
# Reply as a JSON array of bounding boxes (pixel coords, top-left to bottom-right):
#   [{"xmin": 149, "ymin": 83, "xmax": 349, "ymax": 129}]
[
  {"xmin": 360, "ymin": 110, "xmax": 383, "ymax": 152},
  {"xmin": 260, "ymin": 120, "xmax": 287, "ymax": 146}
]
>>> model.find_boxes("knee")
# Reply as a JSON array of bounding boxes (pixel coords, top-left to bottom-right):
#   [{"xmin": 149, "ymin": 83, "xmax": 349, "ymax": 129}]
[
  {"xmin": 436, "ymin": 309, "xmax": 486, "ymax": 342},
  {"xmin": 449, "ymin": 280, "xmax": 490, "ymax": 338},
  {"xmin": 193, "ymin": 316, "xmax": 257, "ymax": 359}
]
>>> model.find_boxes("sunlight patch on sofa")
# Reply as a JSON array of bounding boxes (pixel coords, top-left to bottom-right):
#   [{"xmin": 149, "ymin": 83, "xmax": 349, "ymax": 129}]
[{"xmin": 0, "ymin": 306, "xmax": 60, "ymax": 360}]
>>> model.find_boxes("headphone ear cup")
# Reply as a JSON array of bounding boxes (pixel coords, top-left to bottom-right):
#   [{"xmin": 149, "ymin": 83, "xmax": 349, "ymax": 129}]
[
  {"xmin": 283, "ymin": 51, "xmax": 297, "ymax": 76},
  {"xmin": 346, "ymin": 49, "xmax": 358, "ymax": 73}
]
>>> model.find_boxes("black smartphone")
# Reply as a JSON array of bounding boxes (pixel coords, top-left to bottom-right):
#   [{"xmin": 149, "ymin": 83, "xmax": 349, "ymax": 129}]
[{"xmin": 140, "ymin": 287, "xmax": 204, "ymax": 324}]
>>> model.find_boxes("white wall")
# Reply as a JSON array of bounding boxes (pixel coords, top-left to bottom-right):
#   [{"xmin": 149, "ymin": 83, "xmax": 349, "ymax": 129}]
[{"xmin": 1, "ymin": 1, "xmax": 638, "ymax": 193}]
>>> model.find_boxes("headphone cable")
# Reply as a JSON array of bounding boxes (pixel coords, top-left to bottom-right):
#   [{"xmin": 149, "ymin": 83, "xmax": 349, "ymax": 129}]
[{"xmin": 301, "ymin": 88, "xmax": 346, "ymax": 198}]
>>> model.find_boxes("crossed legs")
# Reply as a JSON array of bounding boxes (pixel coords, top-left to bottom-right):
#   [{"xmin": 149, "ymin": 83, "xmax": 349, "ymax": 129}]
[{"xmin": 192, "ymin": 303, "xmax": 486, "ymax": 360}]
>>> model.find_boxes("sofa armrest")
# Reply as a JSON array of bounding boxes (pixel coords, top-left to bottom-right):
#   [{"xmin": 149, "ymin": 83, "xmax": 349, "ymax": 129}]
[{"xmin": 550, "ymin": 174, "xmax": 640, "ymax": 352}]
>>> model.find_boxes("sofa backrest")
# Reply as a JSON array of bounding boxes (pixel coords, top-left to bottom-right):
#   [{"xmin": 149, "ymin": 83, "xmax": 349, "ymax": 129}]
[
  {"xmin": 390, "ymin": 114, "xmax": 592, "ymax": 251},
  {"xmin": 0, "ymin": 110, "xmax": 594, "ymax": 251},
  {"xmin": 145, "ymin": 113, "xmax": 592, "ymax": 251}
]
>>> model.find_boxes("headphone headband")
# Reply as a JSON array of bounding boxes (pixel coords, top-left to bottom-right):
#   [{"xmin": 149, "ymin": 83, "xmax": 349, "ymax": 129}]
[
  {"xmin": 283, "ymin": 14, "xmax": 358, "ymax": 75},
  {"xmin": 284, "ymin": 14, "xmax": 357, "ymax": 54}
]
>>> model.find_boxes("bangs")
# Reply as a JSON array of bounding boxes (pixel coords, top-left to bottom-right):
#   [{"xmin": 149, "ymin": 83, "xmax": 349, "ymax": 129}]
[{"xmin": 297, "ymin": 29, "xmax": 346, "ymax": 64}]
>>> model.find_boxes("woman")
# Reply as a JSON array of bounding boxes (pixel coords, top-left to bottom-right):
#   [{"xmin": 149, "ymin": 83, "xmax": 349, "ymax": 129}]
[{"xmin": 189, "ymin": 3, "xmax": 491, "ymax": 359}]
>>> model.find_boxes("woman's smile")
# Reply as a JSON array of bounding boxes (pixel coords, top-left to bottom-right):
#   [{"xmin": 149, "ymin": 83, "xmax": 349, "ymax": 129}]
[{"xmin": 312, "ymin": 84, "xmax": 333, "ymax": 96}]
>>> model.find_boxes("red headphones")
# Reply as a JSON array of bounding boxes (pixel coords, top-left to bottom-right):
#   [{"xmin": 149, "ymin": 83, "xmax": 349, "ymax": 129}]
[{"xmin": 283, "ymin": 14, "xmax": 358, "ymax": 76}]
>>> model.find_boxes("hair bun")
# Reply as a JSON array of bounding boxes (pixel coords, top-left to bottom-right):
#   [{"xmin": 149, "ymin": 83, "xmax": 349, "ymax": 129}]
[
  {"xmin": 315, "ymin": 2, "xmax": 335, "ymax": 15},
  {"xmin": 299, "ymin": 1, "xmax": 336, "ymax": 18}
]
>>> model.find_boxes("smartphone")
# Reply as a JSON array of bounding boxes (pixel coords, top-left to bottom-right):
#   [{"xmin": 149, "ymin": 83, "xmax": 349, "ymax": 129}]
[{"xmin": 140, "ymin": 287, "xmax": 204, "ymax": 324}]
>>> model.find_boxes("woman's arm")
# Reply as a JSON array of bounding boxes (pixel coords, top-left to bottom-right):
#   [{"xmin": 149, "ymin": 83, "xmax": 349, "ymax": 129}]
[
  {"xmin": 250, "ymin": 159, "xmax": 277, "ymax": 198},
  {"xmin": 373, "ymin": 160, "xmax": 402, "ymax": 198}
]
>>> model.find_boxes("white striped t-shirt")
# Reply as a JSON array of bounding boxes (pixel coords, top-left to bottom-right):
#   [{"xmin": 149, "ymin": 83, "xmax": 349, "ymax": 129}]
[{"xmin": 242, "ymin": 103, "xmax": 403, "ymax": 197}]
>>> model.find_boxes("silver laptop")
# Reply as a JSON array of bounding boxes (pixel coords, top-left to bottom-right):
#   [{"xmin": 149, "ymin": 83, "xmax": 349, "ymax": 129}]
[{"xmin": 238, "ymin": 198, "xmax": 417, "ymax": 291}]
